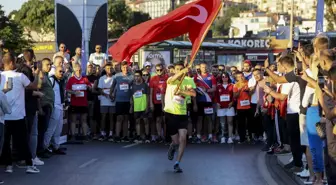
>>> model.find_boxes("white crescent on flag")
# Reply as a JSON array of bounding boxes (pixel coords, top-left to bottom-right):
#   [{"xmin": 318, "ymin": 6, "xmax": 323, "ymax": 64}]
[{"xmin": 175, "ymin": 5, "xmax": 208, "ymax": 24}]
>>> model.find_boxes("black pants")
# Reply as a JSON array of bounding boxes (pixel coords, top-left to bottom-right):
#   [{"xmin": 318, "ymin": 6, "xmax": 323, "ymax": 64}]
[
  {"xmin": 37, "ymin": 105, "xmax": 52, "ymax": 152},
  {"xmin": 237, "ymin": 109, "xmax": 250, "ymax": 142},
  {"xmin": 249, "ymin": 104, "xmax": 263, "ymax": 137},
  {"xmin": 263, "ymin": 113, "xmax": 275, "ymax": 148},
  {"xmin": 2, "ymin": 119, "xmax": 32, "ymax": 166},
  {"xmin": 277, "ymin": 113, "xmax": 289, "ymax": 145},
  {"xmin": 325, "ymin": 143, "xmax": 336, "ymax": 184},
  {"xmin": 286, "ymin": 113, "xmax": 303, "ymax": 167}
]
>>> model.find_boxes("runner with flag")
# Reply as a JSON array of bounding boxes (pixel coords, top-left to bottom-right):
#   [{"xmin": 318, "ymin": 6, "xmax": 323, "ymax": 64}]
[{"xmin": 109, "ymin": 0, "xmax": 222, "ymax": 172}]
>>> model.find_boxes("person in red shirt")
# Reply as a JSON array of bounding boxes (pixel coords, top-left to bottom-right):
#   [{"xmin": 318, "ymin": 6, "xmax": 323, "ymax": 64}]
[
  {"xmin": 66, "ymin": 63, "xmax": 92, "ymax": 141},
  {"xmin": 233, "ymin": 71, "xmax": 251, "ymax": 143},
  {"xmin": 215, "ymin": 72, "xmax": 235, "ymax": 144},
  {"xmin": 149, "ymin": 63, "xmax": 168, "ymax": 142}
]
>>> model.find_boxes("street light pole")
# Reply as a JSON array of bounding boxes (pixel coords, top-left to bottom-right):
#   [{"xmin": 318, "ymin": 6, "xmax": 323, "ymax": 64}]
[{"xmin": 288, "ymin": 0, "xmax": 294, "ymax": 49}]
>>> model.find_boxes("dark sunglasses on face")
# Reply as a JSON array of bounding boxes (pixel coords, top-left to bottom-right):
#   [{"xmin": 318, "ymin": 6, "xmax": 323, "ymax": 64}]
[
  {"xmin": 156, "ymin": 69, "xmax": 163, "ymax": 72},
  {"xmin": 143, "ymin": 74, "xmax": 149, "ymax": 77}
]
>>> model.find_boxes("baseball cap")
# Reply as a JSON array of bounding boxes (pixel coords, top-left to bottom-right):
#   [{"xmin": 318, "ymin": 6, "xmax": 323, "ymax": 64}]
[
  {"xmin": 243, "ymin": 60, "xmax": 252, "ymax": 66},
  {"xmin": 144, "ymin": 62, "xmax": 151, "ymax": 67}
]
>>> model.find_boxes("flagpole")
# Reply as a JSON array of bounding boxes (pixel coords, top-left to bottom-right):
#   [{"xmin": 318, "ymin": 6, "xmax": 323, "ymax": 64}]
[{"xmin": 174, "ymin": 2, "xmax": 223, "ymax": 95}]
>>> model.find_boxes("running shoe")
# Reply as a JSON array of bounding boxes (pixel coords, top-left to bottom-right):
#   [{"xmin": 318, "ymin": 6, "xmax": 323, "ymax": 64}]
[
  {"xmin": 121, "ymin": 137, "xmax": 130, "ymax": 143},
  {"xmin": 98, "ymin": 135, "xmax": 106, "ymax": 141},
  {"xmin": 212, "ymin": 136, "xmax": 219, "ymax": 143},
  {"xmin": 167, "ymin": 144, "xmax": 176, "ymax": 161},
  {"xmin": 108, "ymin": 136, "xmax": 114, "ymax": 142},
  {"xmin": 114, "ymin": 137, "xmax": 121, "ymax": 143},
  {"xmin": 174, "ymin": 163, "xmax": 183, "ymax": 173}
]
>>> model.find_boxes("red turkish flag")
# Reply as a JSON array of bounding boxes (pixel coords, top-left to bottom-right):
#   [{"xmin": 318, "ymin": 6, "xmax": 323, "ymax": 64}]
[{"xmin": 109, "ymin": 0, "xmax": 222, "ymax": 63}]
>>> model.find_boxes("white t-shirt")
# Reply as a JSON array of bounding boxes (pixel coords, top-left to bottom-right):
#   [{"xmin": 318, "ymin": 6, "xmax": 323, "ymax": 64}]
[
  {"xmin": 53, "ymin": 52, "xmax": 70, "ymax": 64},
  {"xmin": 0, "ymin": 70, "xmax": 31, "ymax": 120},
  {"xmin": 98, "ymin": 75, "xmax": 115, "ymax": 106},
  {"xmin": 49, "ymin": 65, "xmax": 56, "ymax": 77},
  {"xmin": 89, "ymin": 53, "xmax": 108, "ymax": 67},
  {"xmin": 248, "ymin": 77, "xmax": 257, "ymax": 104},
  {"xmin": 281, "ymin": 82, "xmax": 300, "ymax": 114}
]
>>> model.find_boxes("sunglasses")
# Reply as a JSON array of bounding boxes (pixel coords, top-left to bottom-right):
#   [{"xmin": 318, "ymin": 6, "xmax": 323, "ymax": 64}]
[
  {"xmin": 143, "ymin": 74, "xmax": 149, "ymax": 77},
  {"xmin": 156, "ymin": 69, "xmax": 163, "ymax": 72}
]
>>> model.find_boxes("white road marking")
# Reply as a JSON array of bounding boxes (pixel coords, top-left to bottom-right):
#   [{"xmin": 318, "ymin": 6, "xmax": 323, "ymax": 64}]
[
  {"xmin": 79, "ymin": 158, "xmax": 98, "ymax": 168},
  {"xmin": 122, "ymin": 143, "xmax": 139, "ymax": 148}
]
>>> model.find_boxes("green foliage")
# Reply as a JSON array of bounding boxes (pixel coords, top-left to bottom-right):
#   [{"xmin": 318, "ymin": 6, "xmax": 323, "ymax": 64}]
[
  {"xmin": 0, "ymin": 5, "xmax": 31, "ymax": 53},
  {"xmin": 212, "ymin": 5, "xmax": 251, "ymax": 37},
  {"xmin": 325, "ymin": 0, "xmax": 335, "ymax": 31},
  {"xmin": 108, "ymin": 0, "xmax": 151, "ymax": 38},
  {"xmin": 13, "ymin": 0, "xmax": 55, "ymax": 34}
]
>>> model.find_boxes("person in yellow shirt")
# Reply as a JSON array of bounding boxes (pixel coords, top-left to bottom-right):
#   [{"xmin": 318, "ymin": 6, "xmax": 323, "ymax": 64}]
[{"xmin": 164, "ymin": 61, "xmax": 196, "ymax": 173}]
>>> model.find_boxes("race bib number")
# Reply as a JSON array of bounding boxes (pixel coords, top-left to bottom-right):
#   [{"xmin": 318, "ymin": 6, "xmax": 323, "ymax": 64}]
[
  {"xmin": 72, "ymin": 84, "xmax": 87, "ymax": 91},
  {"xmin": 103, "ymin": 89, "xmax": 110, "ymax": 94},
  {"xmin": 173, "ymin": 96, "xmax": 185, "ymax": 105},
  {"xmin": 120, "ymin": 83, "xmax": 129, "ymax": 91},
  {"xmin": 76, "ymin": 91, "xmax": 84, "ymax": 97},
  {"xmin": 220, "ymin": 94, "xmax": 230, "ymax": 102},
  {"xmin": 204, "ymin": 107, "xmax": 214, "ymax": 114},
  {"xmin": 133, "ymin": 90, "xmax": 143, "ymax": 98},
  {"xmin": 240, "ymin": 100, "xmax": 250, "ymax": 107},
  {"xmin": 156, "ymin": 93, "xmax": 162, "ymax": 101}
]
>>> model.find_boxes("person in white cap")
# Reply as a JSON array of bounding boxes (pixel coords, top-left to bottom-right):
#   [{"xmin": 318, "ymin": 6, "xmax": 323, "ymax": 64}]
[{"xmin": 143, "ymin": 62, "xmax": 152, "ymax": 74}]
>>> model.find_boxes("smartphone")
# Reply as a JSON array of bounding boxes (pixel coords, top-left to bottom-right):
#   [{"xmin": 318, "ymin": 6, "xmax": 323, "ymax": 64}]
[
  {"xmin": 33, "ymin": 62, "xmax": 38, "ymax": 70},
  {"xmin": 7, "ymin": 77, "xmax": 13, "ymax": 90}
]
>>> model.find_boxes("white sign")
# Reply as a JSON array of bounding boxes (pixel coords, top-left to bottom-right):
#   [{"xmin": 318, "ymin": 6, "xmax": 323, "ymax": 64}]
[{"xmin": 142, "ymin": 50, "xmax": 170, "ymax": 72}]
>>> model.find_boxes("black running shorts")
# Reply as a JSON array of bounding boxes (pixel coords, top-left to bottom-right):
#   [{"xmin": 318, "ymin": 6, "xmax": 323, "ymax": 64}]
[
  {"xmin": 115, "ymin": 102, "xmax": 130, "ymax": 116},
  {"xmin": 165, "ymin": 112, "xmax": 188, "ymax": 136},
  {"xmin": 153, "ymin": 104, "xmax": 164, "ymax": 118},
  {"xmin": 70, "ymin": 106, "xmax": 88, "ymax": 114}
]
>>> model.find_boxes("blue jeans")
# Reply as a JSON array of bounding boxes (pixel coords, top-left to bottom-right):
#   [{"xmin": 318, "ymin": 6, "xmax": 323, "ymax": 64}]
[
  {"xmin": 307, "ymin": 106, "xmax": 324, "ymax": 173},
  {"xmin": 26, "ymin": 113, "xmax": 38, "ymax": 158},
  {"xmin": 44, "ymin": 108, "xmax": 63, "ymax": 149}
]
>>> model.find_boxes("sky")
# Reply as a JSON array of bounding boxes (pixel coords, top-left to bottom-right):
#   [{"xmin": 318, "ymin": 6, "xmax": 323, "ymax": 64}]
[{"xmin": 1, "ymin": 0, "xmax": 28, "ymax": 15}]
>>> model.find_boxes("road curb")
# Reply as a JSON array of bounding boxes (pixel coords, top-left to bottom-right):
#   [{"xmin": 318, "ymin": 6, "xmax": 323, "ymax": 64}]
[
  {"xmin": 258, "ymin": 152, "xmax": 280, "ymax": 185},
  {"xmin": 276, "ymin": 155, "xmax": 305, "ymax": 185}
]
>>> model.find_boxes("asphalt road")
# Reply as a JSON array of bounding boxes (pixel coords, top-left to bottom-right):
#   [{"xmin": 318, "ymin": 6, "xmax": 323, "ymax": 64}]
[{"xmin": 1, "ymin": 142, "xmax": 296, "ymax": 185}]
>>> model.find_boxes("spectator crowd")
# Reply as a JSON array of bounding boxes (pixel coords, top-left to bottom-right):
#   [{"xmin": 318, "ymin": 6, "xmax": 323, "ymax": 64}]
[{"xmin": 0, "ymin": 34, "xmax": 336, "ymax": 185}]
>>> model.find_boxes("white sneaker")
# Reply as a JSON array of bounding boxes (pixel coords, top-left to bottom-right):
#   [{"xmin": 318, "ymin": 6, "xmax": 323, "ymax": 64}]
[
  {"xmin": 296, "ymin": 169, "xmax": 310, "ymax": 178},
  {"xmin": 32, "ymin": 157, "xmax": 44, "ymax": 166},
  {"xmin": 26, "ymin": 166, "xmax": 40, "ymax": 174},
  {"xmin": 5, "ymin": 165, "xmax": 13, "ymax": 173},
  {"xmin": 220, "ymin": 137, "xmax": 226, "ymax": 144},
  {"xmin": 227, "ymin": 137, "xmax": 234, "ymax": 144}
]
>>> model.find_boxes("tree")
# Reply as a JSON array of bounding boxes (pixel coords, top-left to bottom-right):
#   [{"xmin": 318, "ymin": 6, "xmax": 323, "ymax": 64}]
[
  {"xmin": 0, "ymin": 5, "xmax": 31, "ymax": 53},
  {"xmin": 325, "ymin": 0, "xmax": 336, "ymax": 31},
  {"xmin": 211, "ymin": 5, "xmax": 250, "ymax": 37},
  {"xmin": 108, "ymin": 0, "xmax": 151, "ymax": 38},
  {"xmin": 12, "ymin": 0, "xmax": 54, "ymax": 41}
]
